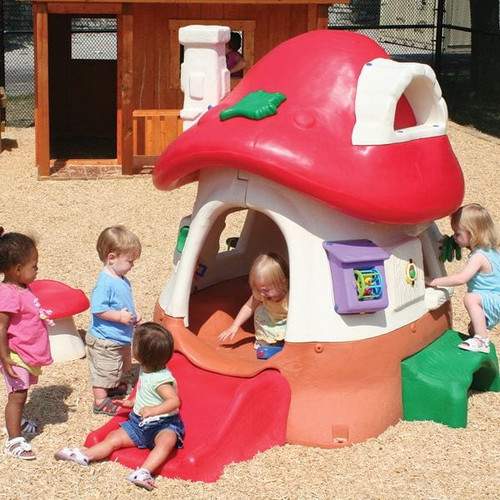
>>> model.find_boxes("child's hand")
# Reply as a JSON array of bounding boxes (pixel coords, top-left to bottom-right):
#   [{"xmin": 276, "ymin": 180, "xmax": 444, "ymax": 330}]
[
  {"xmin": 119, "ymin": 308, "xmax": 134, "ymax": 325},
  {"xmin": 219, "ymin": 325, "xmax": 238, "ymax": 342},
  {"xmin": 134, "ymin": 313, "xmax": 142, "ymax": 326},
  {"xmin": 113, "ymin": 398, "xmax": 134, "ymax": 409},
  {"xmin": 425, "ymin": 276, "xmax": 436, "ymax": 286},
  {"xmin": 0, "ymin": 356, "xmax": 19, "ymax": 379},
  {"xmin": 139, "ymin": 406, "xmax": 157, "ymax": 419}
]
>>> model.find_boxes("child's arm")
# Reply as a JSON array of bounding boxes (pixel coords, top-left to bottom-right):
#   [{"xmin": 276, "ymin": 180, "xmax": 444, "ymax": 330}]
[
  {"xmin": 113, "ymin": 397, "xmax": 135, "ymax": 409},
  {"xmin": 0, "ymin": 312, "xmax": 19, "ymax": 378},
  {"xmin": 95, "ymin": 308, "xmax": 134, "ymax": 325},
  {"xmin": 425, "ymin": 252, "xmax": 488, "ymax": 287},
  {"xmin": 229, "ymin": 53, "xmax": 246, "ymax": 74},
  {"xmin": 139, "ymin": 383, "xmax": 180, "ymax": 419},
  {"xmin": 218, "ymin": 295, "xmax": 259, "ymax": 341}
]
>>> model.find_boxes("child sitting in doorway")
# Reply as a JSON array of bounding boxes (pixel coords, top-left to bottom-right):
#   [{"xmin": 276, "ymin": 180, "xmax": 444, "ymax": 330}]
[{"xmin": 219, "ymin": 252, "xmax": 289, "ymax": 348}]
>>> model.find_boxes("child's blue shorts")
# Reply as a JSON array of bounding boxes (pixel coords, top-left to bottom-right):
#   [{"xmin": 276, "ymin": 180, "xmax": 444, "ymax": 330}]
[{"xmin": 120, "ymin": 411, "xmax": 185, "ymax": 449}]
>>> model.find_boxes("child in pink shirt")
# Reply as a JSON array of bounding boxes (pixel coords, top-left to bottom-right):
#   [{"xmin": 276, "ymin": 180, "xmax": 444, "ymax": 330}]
[
  {"xmin": 226, "ymin": 31, "xmax": 246, "ymax": 78},
  {"xmin": 0, "ymin": 227, "xmax": 53, "ymax": 460}
]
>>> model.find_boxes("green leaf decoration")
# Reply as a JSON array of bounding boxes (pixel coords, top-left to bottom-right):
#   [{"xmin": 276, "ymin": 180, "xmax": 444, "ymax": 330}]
[
  {"xmin": 439, "ymin": 235, "xmax": 462, "ymax": 262},
  {"xmin": 220, "ymin": 90, "xmax": 287, "ymax": 121}
]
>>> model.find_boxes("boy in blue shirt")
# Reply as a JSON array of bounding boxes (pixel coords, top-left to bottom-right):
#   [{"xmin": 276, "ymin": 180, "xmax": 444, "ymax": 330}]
[{"xmin": 86, "ymin": 225, "xmax": 142, "ymax": 415}]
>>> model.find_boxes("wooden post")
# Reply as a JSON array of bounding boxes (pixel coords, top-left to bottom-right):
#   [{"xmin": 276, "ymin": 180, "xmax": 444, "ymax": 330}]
[
  {"xmin": 34, "ymin": 3, "xmax": 50, "ymax": 176},
  {"xmin": 316, "ymin": 4, "xmax": 329, "ymax": 29},
  {"xmin": 118, "ymin": 4, "xmax": 134, "ymax": 175}
]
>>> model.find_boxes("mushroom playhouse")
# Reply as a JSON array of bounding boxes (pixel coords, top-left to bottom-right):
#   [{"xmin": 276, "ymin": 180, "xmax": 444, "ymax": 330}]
[{"xmin": 86, "ymin": 29, "xmax": 500, "ymax": 482}]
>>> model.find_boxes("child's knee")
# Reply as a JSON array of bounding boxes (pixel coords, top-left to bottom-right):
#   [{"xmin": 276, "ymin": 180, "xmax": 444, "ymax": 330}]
[
  {"xmin": 9, "ymin": 389, "xmax": 28, "ymax": 405},
  {"xmin": 106, "ymin": 427, "xmax": 131, "ymax": 448},
  {"xmin": 154, "ymin": 429, "xmax": 177, "ymax": 449},
  {"xmin": 464, "ymin": 292, "xmax": 482, "ymax": 309}
]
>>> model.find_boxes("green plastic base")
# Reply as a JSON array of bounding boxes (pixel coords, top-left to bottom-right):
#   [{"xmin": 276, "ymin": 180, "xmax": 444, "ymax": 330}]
[{"xmin": 402, "ymin": 329, "xmax": 500, "ymax": 428}]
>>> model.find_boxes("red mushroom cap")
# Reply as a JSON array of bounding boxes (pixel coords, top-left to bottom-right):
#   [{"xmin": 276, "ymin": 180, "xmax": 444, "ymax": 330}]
[
  {"xmin": 30, "ymin": 280, "xmax": 90, "ymax": 319},
  {"xmin": 153, "ymin": 30, "xmax": 464, "ymax": 225}
]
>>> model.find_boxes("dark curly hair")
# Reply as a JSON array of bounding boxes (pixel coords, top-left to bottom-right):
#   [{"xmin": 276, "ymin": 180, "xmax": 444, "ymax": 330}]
[{"xmin": 0, "ymin": 227, "xmax": 37, "ymax": 273}]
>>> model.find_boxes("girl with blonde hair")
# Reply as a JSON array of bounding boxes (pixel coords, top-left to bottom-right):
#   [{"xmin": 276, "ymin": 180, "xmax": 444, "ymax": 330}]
[
  {"xmin": 426, "ymin": 203, "xmax": 500, "ymax": 353},
  {"xmin": 219, "ymin": 252, "xmax": 289, "ymax": 348}
]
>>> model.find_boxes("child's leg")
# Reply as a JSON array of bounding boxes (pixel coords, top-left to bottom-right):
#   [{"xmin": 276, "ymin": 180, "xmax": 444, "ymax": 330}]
[
  {"xmin": 140, "ymin": 429, "xmax": 178, "ymax": 474},
  {"xmin": 86, "ymin": 333, "xmax": 124, "ymax": 412},
  {"xmin": 109, "ymin": 345, "xmax": 134, "ymax": 395},
  {"xmin": 92, "ymin": 386, "xmax": 109, "ymax": 404},
  {"xmin": 5, "ymin": 389, "xmax": 28, "ymax": 439},
  {"xmin": 464, "ymin": 292, "xmax": 488, "ymax": 338},
  {"xmin": 458, "ymin": 293, "xmax": 490, "ymax": 353},
  {"xmin": 121, "ymin": 344, "xmax": 132, "ymax": 375},
  {"xmin": 4, "ymin": 389, "xmax": 36, "ymax": 460},
  {"xmin": 0, "ymin": 364, "xmax": 37, "ymax": 439},
  {"xmin": 55, "ymin": 428, "xmax": 135, "ymax": 465},
  {"xmin": 83, "ymin": 427, "xmax": 136, "ymax": 461}
]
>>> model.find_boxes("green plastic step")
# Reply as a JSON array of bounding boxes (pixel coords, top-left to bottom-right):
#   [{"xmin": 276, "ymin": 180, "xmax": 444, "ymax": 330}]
[{"xmin": 402, "ymin": 329, "xmax": 500, "ymax": 428}]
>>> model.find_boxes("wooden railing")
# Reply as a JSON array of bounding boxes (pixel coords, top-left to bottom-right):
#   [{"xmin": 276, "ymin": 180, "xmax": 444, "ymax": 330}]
[{"xmin": 132, "ymin": 109, "xmax": 182, "ymax": 169}]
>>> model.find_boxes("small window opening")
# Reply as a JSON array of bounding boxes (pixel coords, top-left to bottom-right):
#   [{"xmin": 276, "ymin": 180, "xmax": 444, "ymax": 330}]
[{"xmin": 71, "ymin": 17, "xmax": 117, "ymax": 60}]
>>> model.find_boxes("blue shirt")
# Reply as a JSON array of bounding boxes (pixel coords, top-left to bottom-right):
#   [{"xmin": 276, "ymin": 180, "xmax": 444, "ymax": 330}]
[
  {"xmin": 467, "ymin": 248, "xmax": 500, "ymax": 294},
  {"xmin": 89, "ymin": 270, "xmax": 137, "ymax": 345},
  {"xmin": 467, "ymin": 248, "xmax": 500, "ymax": 329}
]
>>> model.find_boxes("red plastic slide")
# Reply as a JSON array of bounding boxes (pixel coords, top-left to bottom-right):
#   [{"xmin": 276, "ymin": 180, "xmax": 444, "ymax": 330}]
[{"xmin": 85, "ymin": 352, "xmax": 291, "ymax": 482}]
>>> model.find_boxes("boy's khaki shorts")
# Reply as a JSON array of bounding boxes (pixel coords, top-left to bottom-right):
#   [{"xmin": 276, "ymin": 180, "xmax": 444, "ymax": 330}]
[{"xmin": 85, "ymin": 332, "xmax": 131, "ymax": 388}]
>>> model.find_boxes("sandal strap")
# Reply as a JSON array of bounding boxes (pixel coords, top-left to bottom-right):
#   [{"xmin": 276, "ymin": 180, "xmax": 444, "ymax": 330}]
[
  {"xmin": 129, "ymin": 467, "xmax": 154, "ymax": 482},
  {"xmin": 21, "ymin": 418, "xmax": 38, "ymax": 434},
  {"xmin": 475, "ymin": 336, "xmax": 489, "ymax": 345},
  {"xmin": 93, "ymin": 396, "xmax": 119, "ymax": 415},
  {"xmin": 55, "ymin": 447, "xmax": 90, "ymax": 465},
  {"xmin": 461, "ymin": 336, "xmax": 488, "ymax": 346},
  {"xmin": 6, "ymin": 436, "xmax": 33, "ymax": 454}
]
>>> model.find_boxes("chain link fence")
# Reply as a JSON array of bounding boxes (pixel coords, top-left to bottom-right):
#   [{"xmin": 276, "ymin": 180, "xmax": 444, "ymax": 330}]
[
  {"xmin": 2, "ymin": 0, "xmax": 33, "ymax": 126},
  {"xmin": 1, "ymin": 2, "xmax": 117, "ymax": 127},
  {"xmin": 328, "ymin": 1, "xmax": 500, "ymax": 137},
  {"xmin": 2, "ymin": 0, "xmax": 499, "ymax": 135}
]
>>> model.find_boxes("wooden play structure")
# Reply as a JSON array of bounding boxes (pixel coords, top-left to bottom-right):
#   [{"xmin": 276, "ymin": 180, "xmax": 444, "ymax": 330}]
[{"xmin": 31, "ymin": 0, "xmax": 347, "ymax": 177}]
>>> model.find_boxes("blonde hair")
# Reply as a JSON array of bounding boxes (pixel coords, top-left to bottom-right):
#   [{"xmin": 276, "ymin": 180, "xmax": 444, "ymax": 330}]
[
  {"xmin": 96, "ymin": 225, "xmax": 142, "ymax": 263},
  {"xmin": 249, "ymin": 252, "xmax": 289, "ymax": 295},
  {"xmin": 451, "ymin": 203, "xmax": 499, "ymax": 251}
]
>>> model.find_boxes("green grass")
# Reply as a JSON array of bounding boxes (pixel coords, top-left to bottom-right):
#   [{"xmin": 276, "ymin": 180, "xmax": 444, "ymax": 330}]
[{"xmin": 4, "ymin": 94, "xmax": 35, "ymax": 127}]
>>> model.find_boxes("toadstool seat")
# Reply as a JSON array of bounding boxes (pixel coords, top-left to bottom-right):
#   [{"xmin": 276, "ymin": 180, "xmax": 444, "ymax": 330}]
[{"xmin": 31, "ymin": 280, "xmax": 90, "ymax": 363}]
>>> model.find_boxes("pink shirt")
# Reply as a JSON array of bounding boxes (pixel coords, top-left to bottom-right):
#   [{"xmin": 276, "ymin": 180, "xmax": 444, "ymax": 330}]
[{"xmin": 0, "ymin": 284, "xmax": 53, "ymax": 367}]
